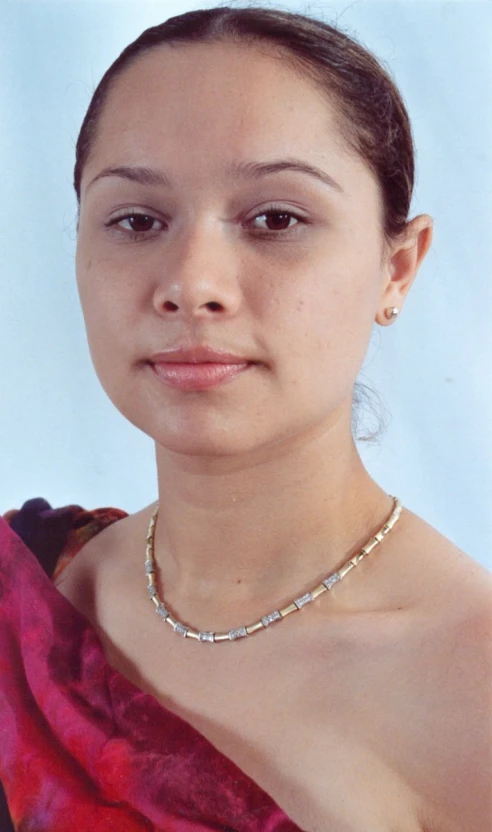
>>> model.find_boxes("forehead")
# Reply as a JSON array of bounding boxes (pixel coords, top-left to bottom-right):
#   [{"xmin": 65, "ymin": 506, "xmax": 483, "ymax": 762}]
[{"xmin": 83, "ymin": 40, "xmax": 372, "ymax": 194}]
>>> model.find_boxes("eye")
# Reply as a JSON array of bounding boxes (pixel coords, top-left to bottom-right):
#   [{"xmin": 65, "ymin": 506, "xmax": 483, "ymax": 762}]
[
  {"xmin": 248, "ymin": 207, "xmax": 306, "ymax": 236},
  {"xmin": 104, "ymin": 205, "xmax": 307, "ymax": 241},
  {"xmin": 105, "ymin": 211, "xmax": 165, "ymax": 237}
]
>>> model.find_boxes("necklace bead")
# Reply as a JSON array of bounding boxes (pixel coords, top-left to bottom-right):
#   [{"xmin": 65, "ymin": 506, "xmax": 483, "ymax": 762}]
[{"xmin": 144, "ymin": 496, "xmax": 402, "ymax": 644}]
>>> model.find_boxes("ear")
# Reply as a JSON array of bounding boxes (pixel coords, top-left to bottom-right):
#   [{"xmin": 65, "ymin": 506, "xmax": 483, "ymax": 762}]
[{"xmin": 375, "ymin": 214, "xmax": 433, "ymax": 326}]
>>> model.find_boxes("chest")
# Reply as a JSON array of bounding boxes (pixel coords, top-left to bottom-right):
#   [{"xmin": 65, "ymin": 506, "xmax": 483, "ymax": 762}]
[{"xmin": 96, "ymin": 606, "xmax": 432, "ymax": 832}]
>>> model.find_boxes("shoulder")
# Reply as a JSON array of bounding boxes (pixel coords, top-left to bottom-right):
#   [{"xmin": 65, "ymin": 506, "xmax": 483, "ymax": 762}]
[
  {"xmin": 411, "ymin": 588, "xmax": 492, "ymax": 831},
  {"xmin": 2, "ymin": 497, "xmax": 128, "ymax": 577},
  {"xmin": 327, "ymin": 507, "xmax": 491, "ymax": 830},
  {"xmin": 383, "ymin": 511, "xmax": 492, "ymax": 830},
  {"xmin": 367, "ymin": 506, "xmax": 491, "ymax": 617}
]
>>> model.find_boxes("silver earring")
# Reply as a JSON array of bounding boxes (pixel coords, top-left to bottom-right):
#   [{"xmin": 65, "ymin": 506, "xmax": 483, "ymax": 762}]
[{"xmin": 384, "ymin": 307, "xmax": 400, "ymax": 322}]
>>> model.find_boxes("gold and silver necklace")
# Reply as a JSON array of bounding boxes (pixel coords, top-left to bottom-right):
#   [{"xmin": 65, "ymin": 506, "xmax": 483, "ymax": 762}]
[{"xmin": 145, "ymin": 496, "xmax": 402, "ymax": 643}]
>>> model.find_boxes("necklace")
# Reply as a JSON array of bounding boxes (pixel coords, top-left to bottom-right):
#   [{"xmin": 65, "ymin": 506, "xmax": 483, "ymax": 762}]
[{"xmin": 145, "ymin": 496, "xmax": 402, "ymax": 643}]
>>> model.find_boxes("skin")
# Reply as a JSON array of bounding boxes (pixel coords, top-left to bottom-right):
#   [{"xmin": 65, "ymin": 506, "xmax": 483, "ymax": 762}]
[{"xmin": 57, "ymin": 41, "xmax": 491, "ymax": 831}]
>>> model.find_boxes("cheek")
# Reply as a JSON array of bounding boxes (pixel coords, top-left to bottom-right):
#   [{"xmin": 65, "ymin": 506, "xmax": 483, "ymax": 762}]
[
  {"xmin": 266, "ymin": 250, "xmax": 381, "ymax": 395},
  {"xmin": 75, "ymin": 258, "xmax": 132, "ymax": 394},
  {"xmin": 76, "ymin": 244, "xmax": 137, "ymax": 336},
  {"xmin": 276, "ymin": 264, "xmax": 377, "ymax": 345}
]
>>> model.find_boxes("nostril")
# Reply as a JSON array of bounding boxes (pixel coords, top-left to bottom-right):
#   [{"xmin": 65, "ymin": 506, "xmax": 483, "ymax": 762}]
[{"xmin": 160, "ymin": 300, "xmax": 223, "ymax": 312}]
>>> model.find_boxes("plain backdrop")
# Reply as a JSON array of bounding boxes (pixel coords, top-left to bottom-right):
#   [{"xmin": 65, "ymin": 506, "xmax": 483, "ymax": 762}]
[{"xmin": 0, "ymin": 0, "xmax": 490, "ymax": 568}]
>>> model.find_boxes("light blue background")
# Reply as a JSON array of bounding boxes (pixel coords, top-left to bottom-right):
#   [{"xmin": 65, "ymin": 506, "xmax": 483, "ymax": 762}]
[{"xmin": 1, "ymin": 0, "xmax": 490, "ymax": 568}]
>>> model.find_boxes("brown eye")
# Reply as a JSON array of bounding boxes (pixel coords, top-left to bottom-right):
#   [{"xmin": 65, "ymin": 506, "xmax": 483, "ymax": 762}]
[
  {"xmin": 125, "ymin": 214, "xmax": 158, "ymax": 232},
  {"xmin": 106, "ymin": 211, "xmax": 164, "ymax": 236},
  {"xmin": 263, "ymin": 213, "xmax": 294, "ymax": 231},
  {"xmin": 250, "ymin": 210, "xmax": 304, "ymax": 235}
]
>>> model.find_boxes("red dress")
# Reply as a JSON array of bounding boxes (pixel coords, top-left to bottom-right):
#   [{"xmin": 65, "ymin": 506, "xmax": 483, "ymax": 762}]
[{"xmin": 0, "ymin": 500, "xmax": 301, "ymax": 831}]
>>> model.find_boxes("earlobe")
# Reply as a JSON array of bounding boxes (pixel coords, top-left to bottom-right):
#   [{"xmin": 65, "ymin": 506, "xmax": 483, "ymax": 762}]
[
  {"xmin": 376, "ymin": 214, "xmax": 433, "ymax": 326},
  {"xmin": 376, "ymin": 306, "xmax": 400, "ymax": 327},
  {"xmin": 383, "ymin": 306, "xmax": 400, "ymax": 323}
]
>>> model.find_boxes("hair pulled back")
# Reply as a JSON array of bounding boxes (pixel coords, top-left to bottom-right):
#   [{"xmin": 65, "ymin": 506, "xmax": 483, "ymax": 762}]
[{"xmin": 74, "ymin": 4, "xmax": 415, "ymax": 242}]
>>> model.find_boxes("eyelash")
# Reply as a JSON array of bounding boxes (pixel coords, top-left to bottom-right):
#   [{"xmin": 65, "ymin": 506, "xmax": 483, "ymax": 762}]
[{"xmin": 104, "ymin": 205, "xmax": 308, "ymax": 242}]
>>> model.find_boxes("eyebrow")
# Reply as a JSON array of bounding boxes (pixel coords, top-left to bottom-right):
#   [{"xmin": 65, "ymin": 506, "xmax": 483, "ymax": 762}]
[{"xmin": 86, "ymin": 158, "xmax": 343, "ymax": 193}]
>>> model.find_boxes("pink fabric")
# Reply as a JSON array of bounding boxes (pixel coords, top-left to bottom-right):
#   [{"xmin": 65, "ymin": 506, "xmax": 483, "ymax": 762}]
[{"xmin": 0, "ymin": 517, "xmax": 300, "ymax": 830}]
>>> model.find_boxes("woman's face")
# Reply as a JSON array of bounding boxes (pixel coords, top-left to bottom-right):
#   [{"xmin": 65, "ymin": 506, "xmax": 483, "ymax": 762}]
[{"xmin": 76, "ymin": 41, "xmax": 394, "ymax": 457}]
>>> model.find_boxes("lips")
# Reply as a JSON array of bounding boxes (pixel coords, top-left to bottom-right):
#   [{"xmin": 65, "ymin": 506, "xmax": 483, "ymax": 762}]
[
  {"xmin": 148, "ymin": 346, "xmax": 255, "ymax": 391},
  {"xmin": 150, "ymin": 346, "xmax": 252, "ymax": 364}
]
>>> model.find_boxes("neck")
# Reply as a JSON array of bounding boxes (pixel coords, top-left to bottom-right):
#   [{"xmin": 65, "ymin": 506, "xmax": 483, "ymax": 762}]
[{"xmin": 152, "ymin": 414, "xmax": 392, "ymax": 631}]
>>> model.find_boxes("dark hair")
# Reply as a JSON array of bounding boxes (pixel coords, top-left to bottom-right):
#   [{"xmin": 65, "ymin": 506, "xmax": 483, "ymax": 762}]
[
  {"xmin": 73, "ymin": 4, "xmax": 415, "ymax": 242},
  {"xmin": 74, "ymin": 4, "xmax": 409, "ymax": 440}
]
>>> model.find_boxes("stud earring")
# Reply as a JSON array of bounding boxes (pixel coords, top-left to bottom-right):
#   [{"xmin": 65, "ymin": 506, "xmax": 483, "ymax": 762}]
[{"xmin": 384, "ymin": 307, "xmax": 400, "ymax": 322}]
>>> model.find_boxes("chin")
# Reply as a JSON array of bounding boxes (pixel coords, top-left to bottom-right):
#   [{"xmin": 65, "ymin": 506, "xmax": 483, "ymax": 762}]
[
  {"xmin": 118, "ymin": 406, "xmax": 269, "ymax": 458},
  {"xmin": 151, "ymin": 414, "xmax": 331, "ymax": 463},
  {"xmin": 158, "ymin": 423, "xmax": 276, "ymax": 458},
  {"xmin": 158, "ymin": 436, "xmax": 253, "ymax": 459},
  {"xmin": 104, "ymin": 378, "xmax": 330, "ymax": 460}
]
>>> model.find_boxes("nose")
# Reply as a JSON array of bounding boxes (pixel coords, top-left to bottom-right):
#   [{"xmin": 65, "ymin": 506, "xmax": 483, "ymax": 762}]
[{"xmin": 152, "ymin": 223, "xmax": 243, "ymax": 320}]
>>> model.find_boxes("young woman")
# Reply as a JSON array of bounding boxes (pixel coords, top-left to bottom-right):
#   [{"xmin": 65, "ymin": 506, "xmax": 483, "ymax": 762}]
[{"xmin": 1, "ymin": 6, "xmax": 490, "ymax": 831}]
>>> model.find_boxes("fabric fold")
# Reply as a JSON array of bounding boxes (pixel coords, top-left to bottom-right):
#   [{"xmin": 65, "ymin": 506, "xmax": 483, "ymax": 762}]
[{"xmin": 0, "ymin": 512, "xmax": 300, "ymax": 831}]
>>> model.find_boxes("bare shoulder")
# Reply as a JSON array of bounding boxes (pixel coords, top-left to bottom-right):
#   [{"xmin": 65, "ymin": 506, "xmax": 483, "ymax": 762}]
[
  {"xmin": 53, "ymin": 507, "xmax": 150, "ymax": 618},
  {"xmin": 416, "ymin": 585, "xmax": 491, "ymax": 831},
  {"xmin": 379, "ymin": 509, "xmax": 492, "ymax": 831},
  {"xmin": 390, "ymin": 505, "xmax": 489, "ymax": 586}
]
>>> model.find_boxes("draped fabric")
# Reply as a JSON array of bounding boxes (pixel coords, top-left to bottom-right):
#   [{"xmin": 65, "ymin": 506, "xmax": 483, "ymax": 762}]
[{"xmin": 0, "ymin": 501, "xmax": 300, "ymax": 831}]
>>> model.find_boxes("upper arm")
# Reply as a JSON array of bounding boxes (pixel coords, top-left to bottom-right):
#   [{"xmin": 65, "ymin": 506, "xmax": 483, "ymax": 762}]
[{"xmin": 421, "ymin": 602, "xmax": 492, "ymax": 832}]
